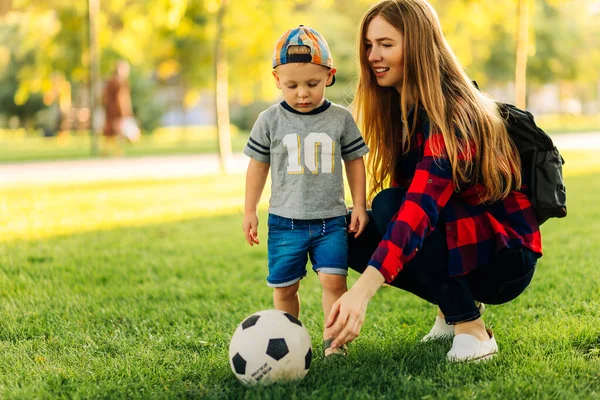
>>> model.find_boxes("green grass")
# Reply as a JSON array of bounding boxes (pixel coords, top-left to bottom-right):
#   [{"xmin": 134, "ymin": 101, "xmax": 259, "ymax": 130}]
[
  {"xmin": 0, "ymin": 126, "xmax": 248, "ymax": 163},
  {"xmin": 536, "ymin": 113, "xmax": 600, "ymax": 134},
  {"xmin": 0, "ymin": 152, "xmax": 599, "ymax": 398}
]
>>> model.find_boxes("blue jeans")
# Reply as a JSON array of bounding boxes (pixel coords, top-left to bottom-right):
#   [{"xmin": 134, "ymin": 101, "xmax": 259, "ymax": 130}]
[
  {"xmin": 347, "ymin": 188, "xmax": 538, "ymax": 324},
  {"xmin": 267, "ymin": 214, "xmax": 348, "ymax": 287}
]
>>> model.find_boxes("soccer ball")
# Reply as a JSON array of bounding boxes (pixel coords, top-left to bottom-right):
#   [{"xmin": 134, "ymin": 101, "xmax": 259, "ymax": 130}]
[{"xmin": 229, "ymin": 309, "xmax": 313, "ymax": 385}]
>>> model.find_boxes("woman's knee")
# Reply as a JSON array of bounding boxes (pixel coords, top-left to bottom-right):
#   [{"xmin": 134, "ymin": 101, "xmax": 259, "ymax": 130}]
[
  {"xmin": 475, "ymin": 266, "xmax": 536, "ymax": 304},
  {"xmin": 469, "ymin": 248, "xmax": 538, "ymax": 304}
]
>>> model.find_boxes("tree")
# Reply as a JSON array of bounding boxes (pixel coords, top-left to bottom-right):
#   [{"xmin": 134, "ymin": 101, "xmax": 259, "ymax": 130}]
[
  {"xmin": 515, "ymin": 0, "xmax": 531, "ymax": 108},
  {"xmin": 214, "ymin": 0, "xmax": 232, "ymax": 172}
]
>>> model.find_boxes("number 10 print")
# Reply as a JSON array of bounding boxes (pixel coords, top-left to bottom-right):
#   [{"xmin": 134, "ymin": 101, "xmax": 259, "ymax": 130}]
[{"xmin": 282, "ymin": 133, "xmax": 334, "ymax": 174}]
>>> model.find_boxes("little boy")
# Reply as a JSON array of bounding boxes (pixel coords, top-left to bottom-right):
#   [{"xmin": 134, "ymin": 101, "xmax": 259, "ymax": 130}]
[{"xmin": 242, "ymin": 25, "xmax": 369, "ymax": 357}]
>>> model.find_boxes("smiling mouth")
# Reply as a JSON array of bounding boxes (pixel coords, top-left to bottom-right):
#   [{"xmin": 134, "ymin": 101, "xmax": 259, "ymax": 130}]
[{"xmin": 373, "ymin": 67, "xmax": 390, "ymax": 76}]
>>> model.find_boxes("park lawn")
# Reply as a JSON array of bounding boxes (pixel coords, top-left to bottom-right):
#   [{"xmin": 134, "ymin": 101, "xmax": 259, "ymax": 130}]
[
  {"xmin": 1, "ymin": 115, "xmax": 599, "ymax": 163},
  {"xmin": 0, "ymin": 151, "xmax": 599, "ymax": 398},
  {"xmin": 0, "ymin": 127, "xmax": 248, "ymax": 163}
]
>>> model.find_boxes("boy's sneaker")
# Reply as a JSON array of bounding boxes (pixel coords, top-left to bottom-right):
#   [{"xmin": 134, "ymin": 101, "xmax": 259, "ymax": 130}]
[
  {"xmin": 421, "ymin": 303, "xmax": 485, "ymax": 342},
  {"xmin": 446, "ymin": 328, "xmax": 498, "ymax": 362},
  {"xmin": 322, "ymin": 338, "xmax": 348, "ymax": 358}
]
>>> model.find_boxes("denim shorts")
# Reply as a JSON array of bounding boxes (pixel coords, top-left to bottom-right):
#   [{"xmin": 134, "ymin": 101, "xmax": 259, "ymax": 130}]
[{"xmin": 267, "ymin": 213, "xmax": 348, "ymax": 287}]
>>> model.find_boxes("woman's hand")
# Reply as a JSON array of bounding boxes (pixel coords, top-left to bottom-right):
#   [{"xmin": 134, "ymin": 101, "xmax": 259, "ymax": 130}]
[
  {"xmin": 325, "ymin": 289, "xmax": 368, "ymax": 348},
  {"xmin": 325, "ymin": 266, "xmax": 385, "ymax": 348}
]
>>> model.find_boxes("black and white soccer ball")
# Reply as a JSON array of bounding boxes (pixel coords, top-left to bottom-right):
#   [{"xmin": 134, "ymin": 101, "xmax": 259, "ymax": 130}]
[{"xmin": 229, "ymin": 309, "xmax": 312, "ymax": 385}]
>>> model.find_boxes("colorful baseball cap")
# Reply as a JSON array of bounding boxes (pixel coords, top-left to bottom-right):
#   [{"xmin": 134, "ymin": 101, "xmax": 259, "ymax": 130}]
[{"xmin": 272, "ymin": 25, "xmax": 336, "ymax": 86}]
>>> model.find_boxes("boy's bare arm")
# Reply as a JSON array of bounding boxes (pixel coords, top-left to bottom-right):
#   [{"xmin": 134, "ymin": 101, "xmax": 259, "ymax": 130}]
[
  {"xmin": 344, "ymin": 157, "xmax": 369, "ymax": 237},
  {"xmin": 243, "ymin": 158, "xmax": 270, "ymax": 246}
]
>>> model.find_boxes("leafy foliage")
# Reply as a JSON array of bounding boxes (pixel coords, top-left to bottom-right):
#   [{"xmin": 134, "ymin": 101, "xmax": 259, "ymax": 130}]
[{"xmin": 0, "ymin": 0, "xmax": 599, "ymax": 128}]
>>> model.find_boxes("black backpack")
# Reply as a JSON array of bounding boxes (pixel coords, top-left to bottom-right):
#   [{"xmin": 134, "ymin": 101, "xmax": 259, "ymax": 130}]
[
  {"xmin": 498, "ymin": 103, "xmax": 567, "ymax": 224},
  {"xmin": 472, "ymin": 81, "xmax": 567, "ymax": 224}
]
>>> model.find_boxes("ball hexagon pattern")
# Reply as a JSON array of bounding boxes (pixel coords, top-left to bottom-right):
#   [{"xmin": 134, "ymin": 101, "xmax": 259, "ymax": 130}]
[{"xmin": 229, "ymin": 309, "xmax": 313, "ymax": 385}]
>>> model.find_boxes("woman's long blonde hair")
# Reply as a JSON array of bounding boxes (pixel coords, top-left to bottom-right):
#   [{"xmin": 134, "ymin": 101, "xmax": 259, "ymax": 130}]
[{"xmin": 354, "ymin": 0, "xmax": 521, "ymax": 204}]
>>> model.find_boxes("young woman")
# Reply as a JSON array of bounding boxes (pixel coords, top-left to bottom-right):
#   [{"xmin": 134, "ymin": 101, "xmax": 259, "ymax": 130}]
[{"xmin": 325, "ymin": 0, "xmax": 542, "ymax": 362}]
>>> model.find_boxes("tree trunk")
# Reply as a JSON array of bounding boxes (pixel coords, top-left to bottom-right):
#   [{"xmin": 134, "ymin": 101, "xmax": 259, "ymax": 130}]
[
  {"xmin": 214, "ymin": 0, "xmax": 232, "ymax": 173},
  {"xmin": 515, "ymin": 0, "xmax": 530, "ymax": 109},
  {"xmin": 88, "ymin": 0, "xmax": 101, "ymax": 156}
]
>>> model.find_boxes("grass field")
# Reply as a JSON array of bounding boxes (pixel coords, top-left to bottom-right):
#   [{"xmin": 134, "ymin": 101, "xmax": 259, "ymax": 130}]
[
  {"xmin": 0, "ymin": 127, "xmax": 248, "ymax": 163},
  {"xmin": 1, "ymin": 115, "xmax": 599, "ymax": 163},
  {"xmin": 0, "ymin": 150, "xmax": 599, "ymax": 399}
]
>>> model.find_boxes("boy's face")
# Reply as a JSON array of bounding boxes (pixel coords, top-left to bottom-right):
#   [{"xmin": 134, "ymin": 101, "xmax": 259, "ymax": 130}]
[{"xmin": 273, "ymin": 63, "xmax": 336, "ymax": 113}]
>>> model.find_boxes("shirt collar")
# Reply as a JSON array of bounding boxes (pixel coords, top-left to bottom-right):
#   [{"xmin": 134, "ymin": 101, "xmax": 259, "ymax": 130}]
[{"xmin": 280, "ymin": 99, "xmax": 331, "ymax": 115}]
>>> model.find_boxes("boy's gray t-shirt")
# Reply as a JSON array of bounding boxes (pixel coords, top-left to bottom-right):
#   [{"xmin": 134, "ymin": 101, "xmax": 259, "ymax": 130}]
[{"xmin": 244, "ymin": 100, "xmax": 369, "ymax": 220}]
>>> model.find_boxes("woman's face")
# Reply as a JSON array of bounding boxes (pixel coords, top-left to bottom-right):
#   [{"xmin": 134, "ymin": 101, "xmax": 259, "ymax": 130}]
[{"xmin": 364, "ymin": 15, "xmax": 405, "ymax": 92}]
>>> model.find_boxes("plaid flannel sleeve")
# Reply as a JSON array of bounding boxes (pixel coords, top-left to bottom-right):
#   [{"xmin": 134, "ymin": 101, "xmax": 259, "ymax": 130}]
[{"xmin": 368, "ymin": 131, "xmax": 455, "ymax": 282}]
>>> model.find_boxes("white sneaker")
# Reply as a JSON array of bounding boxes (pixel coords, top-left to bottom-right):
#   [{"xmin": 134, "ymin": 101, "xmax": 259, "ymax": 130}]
[
  {"xmin": 446, "ymin": 329, "xmax": 498, "ymax": 362},
  {"xmin": 475, "ymin": 302, "xmax": 485, "ymax": 315},
  {"xmin": 421, "ymin": 316, "xmax": 454, "ymax": 342},
  {"xmin": 421, "ymin": 303, "xmax": 485, "ymax": 342}
]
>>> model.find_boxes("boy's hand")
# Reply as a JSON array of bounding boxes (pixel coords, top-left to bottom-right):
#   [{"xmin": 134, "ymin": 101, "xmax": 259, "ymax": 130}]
[
  {"xmin": 348, "ymin": 206, "xmax": 369, "ymax": 238},
  {"xmin": 243, "ymin": 213, "xmax": 260, "ymax": 246}
]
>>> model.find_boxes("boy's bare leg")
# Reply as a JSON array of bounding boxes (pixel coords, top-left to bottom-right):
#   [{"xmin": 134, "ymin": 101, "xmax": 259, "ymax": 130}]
[
  {"xmin": 273, "ymin": 281, "xmax": 300, "ymax": 318},
  {"xmin": 319, "ymin": 273, "xmax": 348, "ymax": 341}
]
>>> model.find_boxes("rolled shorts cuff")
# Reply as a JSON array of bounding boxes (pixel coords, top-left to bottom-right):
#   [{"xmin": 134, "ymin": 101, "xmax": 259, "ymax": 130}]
[
  {"xmin": 444, "ymin": 310, "xmax": 481, "ymax": 325},
  {"xmin": 315, "ymin": 266, "xmax": 348, "ymax": 276},
  {"xmin": 267, "ymin": 273, "xmax": 305, "ymax": 288}
]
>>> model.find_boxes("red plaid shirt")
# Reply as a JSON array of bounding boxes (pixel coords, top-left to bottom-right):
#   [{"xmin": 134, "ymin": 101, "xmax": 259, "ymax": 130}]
[{"xmin": 369, "ymin": 108, "xmax": 542, "ymax": 282}]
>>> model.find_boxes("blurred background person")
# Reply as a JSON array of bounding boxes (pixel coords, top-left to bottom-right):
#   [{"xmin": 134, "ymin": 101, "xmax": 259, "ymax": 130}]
[{"xmin": 102, "ymin": 60, "xmax": 135, "ymax": 156}]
